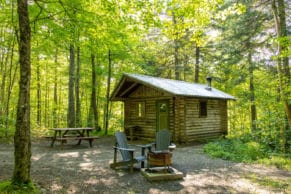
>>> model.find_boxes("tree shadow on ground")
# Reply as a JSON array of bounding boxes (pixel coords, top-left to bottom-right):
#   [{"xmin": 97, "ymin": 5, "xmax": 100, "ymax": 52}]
[{"xmin": 1, "ymin": 136, "xmax": 289, "ymax": 193}]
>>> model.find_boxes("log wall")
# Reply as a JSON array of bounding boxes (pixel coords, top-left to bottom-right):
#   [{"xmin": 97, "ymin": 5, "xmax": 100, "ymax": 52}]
[
  {"xmin": 124, "ymin": 85, "xmax": 173, "ymax": 142},
  {"xmin": 184, "ymin": 98, "xmax": 228, "ymax": 142},
  {"xmin": 123, "ymin": 85, "xmax": 229, "ymax": 143}
]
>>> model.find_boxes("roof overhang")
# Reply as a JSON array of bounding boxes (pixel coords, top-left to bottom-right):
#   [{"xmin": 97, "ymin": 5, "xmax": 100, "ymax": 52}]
[{"xmin": 111, "ymin": 73, "xmax": 236, "ymax": 101}]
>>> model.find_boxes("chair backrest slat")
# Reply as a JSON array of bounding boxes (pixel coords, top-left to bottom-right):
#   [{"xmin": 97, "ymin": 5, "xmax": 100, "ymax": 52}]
[
  {"xmin": 156, "ymin": 129, "xmax": 171, "ymax": 151},
  {"xmin": 115, "ymin": 131, "xmax": 131, "ymax": 161}
]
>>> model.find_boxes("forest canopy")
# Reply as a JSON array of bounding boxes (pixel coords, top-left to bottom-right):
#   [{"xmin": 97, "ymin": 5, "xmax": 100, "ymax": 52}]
[{"xmin": 0, "ymin": 0, "xmax": 290, "ymax": 153}]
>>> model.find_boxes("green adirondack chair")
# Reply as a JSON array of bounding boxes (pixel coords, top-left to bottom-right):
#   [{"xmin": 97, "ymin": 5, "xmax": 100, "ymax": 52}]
[{"xmin": 110, "ymin": 131, "xmax": 150, "ymax": 173}]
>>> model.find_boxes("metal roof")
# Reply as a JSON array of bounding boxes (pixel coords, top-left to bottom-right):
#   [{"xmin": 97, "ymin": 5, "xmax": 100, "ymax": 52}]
[{"xmin": 111, "ymin": 73, "xmax": 236, "ymax": 100}]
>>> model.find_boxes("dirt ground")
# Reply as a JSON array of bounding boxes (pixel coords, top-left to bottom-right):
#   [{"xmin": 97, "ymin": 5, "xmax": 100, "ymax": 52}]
[{"xmin": 0, "ymin": 136, "xmax": 290, "ymax": 194}]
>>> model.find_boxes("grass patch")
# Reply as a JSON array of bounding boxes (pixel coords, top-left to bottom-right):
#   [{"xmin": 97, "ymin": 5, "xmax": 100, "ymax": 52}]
[
  {"xmin": 0, "ymin": 180, "xmax": 38, "ymax": 194},
  {"xmin": 244, "ymin": 173, "xmax": 290, "ymax": 191},
  {"xmin": 257, "ymin": 155, "xmax": 291, "ymax": 171}
]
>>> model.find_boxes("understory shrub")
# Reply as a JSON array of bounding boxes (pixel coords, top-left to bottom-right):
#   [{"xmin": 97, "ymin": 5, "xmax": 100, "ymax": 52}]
[
  {"xmin": 203, "ymin": 138, "xmax": 268, "ymax": 162},
  {"xmin": 0, "ymin": 180, "xmax": 38, "ymax": 194},
  {"xmin": 258, "ymin": 155, "xmax": 291, "ymax": 170}
]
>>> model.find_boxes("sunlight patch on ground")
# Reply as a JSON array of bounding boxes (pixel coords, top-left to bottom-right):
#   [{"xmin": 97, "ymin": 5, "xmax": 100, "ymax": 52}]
[
  {"xmin": 84, "ymin": 176, "xmax": 99, "ymax": 184},
  {"xmin": 149, "ymin": 188, "xmax": 164, "ymax": 193},
  {"xmin": 50, "ymin": 181, "xmax": 63, "ymax": 192},
  {"xmin": 79, "ymin": 162, "xmax": 94, "ymax": 171},
  {"xmin": 81, "ymin": 154, "xmax": 92, "ymax": 163},
  {"xmin": 31, "ymin": 153, "xmax": 46, "ymax": 161},
  {"xmin": 181, "ymin": 171, "xmax": 239, "ymax": 193},
  {"xmin": 56, "ymin": 152, "xmax": 79, "ymax": 158},
  {"xmin": 66, "ymin": 184, "xmax": 78, "ymax": 194},
  {"xmin": 84, "ymin": 176, "xmax": 120, "ymax": 187},
  {"xmin": 231, "ymin": 178, "xmax": 273, "ymax": 194},
  {"xmin": 85, "ymin": 176, "xmax": 118, "ymax": 186},
  {"xmin": 181, "ymin": 169, "xmax": 283, "ymax": 193},
  {"xmin": 85, "ymin": 150, "xmax": 102, "ymax": 155}
]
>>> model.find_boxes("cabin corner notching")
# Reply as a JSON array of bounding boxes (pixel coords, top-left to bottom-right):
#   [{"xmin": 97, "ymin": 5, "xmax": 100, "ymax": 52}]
[{"xmin": 110, "ymin": 73, "xmax": 235, "ymax": 144}]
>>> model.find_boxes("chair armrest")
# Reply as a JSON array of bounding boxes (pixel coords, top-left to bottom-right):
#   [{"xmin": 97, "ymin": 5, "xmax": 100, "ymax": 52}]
[
  {"xmin": 114, "ymin": 147, "xmax": 135, "ymax": 152},
  {"xmin": 150, "ymin": 150, "xmax": 170, "ymax": 154},
  {"xmin": 137, "ymin": 143, "xmax": 153, "ymax": 149},
  {"xmin": 169, "ymin": 143, "xmax": 176, "ymax": 151},
  {"xmin": 169, "ymin": 143, "xmax": 176, "ymax": 147}
]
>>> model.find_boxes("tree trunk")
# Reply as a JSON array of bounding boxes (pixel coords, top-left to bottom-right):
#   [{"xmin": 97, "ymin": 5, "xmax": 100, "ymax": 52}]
[
  {"xmin": 194, "ymin": 44, "xmax": 200, "ymax": 83},
  {"xmin": 1, "ymin": 34, "xmax": 11, "ymax": 137},
  {"xmin": 67, "ymin": 44, "xmax": 75, "ymax": 128},
  {"xmin": 88, "ymin": 53, "xmax": 99, "ymax": 130},
  {"xmin": 53, "ymin": 49, "xmax": 58, "ymax": 128},
  {"xmin": 5, "ymin": 34, "xmax": 18, "ymax": 137},
  {"xmin": 75, "ymin": 46, "xmax": 81, "ymax": 127},
  {"xmin": 1, "ymin": 28, "xmax": 17, "ymax": 137},
  {"xmin": 0, "ymin": 39, "xmax": 7, "ymax": 118},
  {"xmin": 172, "ymin": 11, "xmax": 180, "ymax": 80},
  {"xmin": 44, "ymin": 63, "xmax": 49, "ymax": 127},
  {"xmin": 271, "ymin": 0, "xmax": 290, "ymax": 152},
  {"xmin": 36, "ymin": 56, "xmax": 41, "ymax": 127},
  {"xmin": 248, "ymin": 50, "xmax": 257, "ymax": 131},
  {"xmin": 104, "ymin": 50, "xmax": 112, "ymax": 135},
  {"xmin": 13, "ymin": 0, "xmax": 31, "ymax": 184}
]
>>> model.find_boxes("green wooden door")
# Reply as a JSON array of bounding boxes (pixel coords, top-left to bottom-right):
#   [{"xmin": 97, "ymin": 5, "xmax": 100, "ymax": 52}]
[{"xmin": 156, "ymin": 100, "xmax": 169, "ymax": 131}]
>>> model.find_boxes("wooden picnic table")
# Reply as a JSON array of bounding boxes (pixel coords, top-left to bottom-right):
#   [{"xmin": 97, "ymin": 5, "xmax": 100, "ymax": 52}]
[{"xmin": 50, "ymin": 127, "xmax": 99, "ymax": 148}]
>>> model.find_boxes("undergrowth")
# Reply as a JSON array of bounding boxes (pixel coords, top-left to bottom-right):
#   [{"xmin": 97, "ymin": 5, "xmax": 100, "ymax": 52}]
[
  {"xmin": 0, "ymin": 180, "xmax": 38, "ymax": 194},
  {"xmin": 244, "ymin": 173, "xmax": 290, "ymax": 191},
  {"xmin": 203, "ymin": 138, "xmax": 291, "ymax": 170}
]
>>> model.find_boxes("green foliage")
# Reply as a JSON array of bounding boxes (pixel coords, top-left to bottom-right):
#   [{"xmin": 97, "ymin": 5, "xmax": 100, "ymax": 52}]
[
  {"xmin": 257, "ymin": 155, "xmax": 291, "ymax": 171},
  {"xmin": 31, "ymin": 127, "xmax": 52, "ymax": 139},
  {"xmin": 0, "ymin": 0, "xmax": 289, "ymax": 160},
  {"xmin": 204, "ymin": 136, "xmax": 291, "ymax": 171},
  {"xmin": 0, "ymin": 180, "xmax": 38, "ymax": 194},
  {"xmin": 203, "ymin": 138, "xmax": 268, "ymax": 162},
  {"xmin": 244, "ymin": 173, "xmax": 290, "ymax": 191}
]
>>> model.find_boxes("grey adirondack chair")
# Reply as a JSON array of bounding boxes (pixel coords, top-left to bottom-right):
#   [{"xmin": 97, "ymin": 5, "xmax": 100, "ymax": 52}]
[
  {"xmin": 147, "ymin": 129, "xmax": 176, "ymax": 169},
  {"xmin": 152, "ymin": 129, "xmax": 176, "ymax": 152},
  {"xmin": 110, "ymin": 131, "xmax": 150, "ymax": 173}
]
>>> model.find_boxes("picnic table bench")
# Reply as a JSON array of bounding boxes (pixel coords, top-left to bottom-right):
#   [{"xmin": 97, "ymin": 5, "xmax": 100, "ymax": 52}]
[{"xmin": 50, "ymin": 128, "xmax": 99, "ymax": 148}]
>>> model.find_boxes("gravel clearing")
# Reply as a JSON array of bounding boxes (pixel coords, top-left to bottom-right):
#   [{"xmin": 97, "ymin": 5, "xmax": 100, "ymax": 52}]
[{"xmin": 0, "ymin": 136, "xmax": 290, "ymax": 194}]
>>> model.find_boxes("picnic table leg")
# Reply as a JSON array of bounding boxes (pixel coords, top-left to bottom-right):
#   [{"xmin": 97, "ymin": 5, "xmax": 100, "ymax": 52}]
[
  {"xmin": 50, "ymin": 131, "xmax": 58, "ymax": 147},
  {"xmin": 61, "ymin": 130, "xmax": 68, "ymax": 147},
  {"xmin": 89, "ymin": 139, "xmax": 93, "ymax": 147},
  {"xmin": 76, "ymin": 130, "xmax": 84, "ymax": 145},
  {"xmin": 141, "ymin": 147, "xmax": 146, "ymax": 168}
]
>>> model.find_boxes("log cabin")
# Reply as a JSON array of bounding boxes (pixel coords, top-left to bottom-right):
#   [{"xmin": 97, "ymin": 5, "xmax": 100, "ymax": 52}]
[{"xmin": 110, "ymin": 73, "xmax": 235, "ymax": 144}]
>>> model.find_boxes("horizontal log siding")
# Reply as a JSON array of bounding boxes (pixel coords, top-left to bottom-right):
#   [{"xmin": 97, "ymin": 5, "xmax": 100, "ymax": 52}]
[
  {"xmin": 124, "ymin": 85, "xmax": 173, "ymax": 142},
  {"xmin": 174, "ymin": 97, "xmax": 187, "ymax": 143},
  {"xmin": 123, "ymin": 85, "xmax": 228, "ymax": 143},
  {"xmin": 185, "ymin": 98, "xmax": 227, "ymax": 142},
  {"xmin": 219, "ymin": 100, "xmax": 228, "ymax": 134},
  {"xmin": 168, "ymin": 98, "xmax": 175, "ymax": 142}
]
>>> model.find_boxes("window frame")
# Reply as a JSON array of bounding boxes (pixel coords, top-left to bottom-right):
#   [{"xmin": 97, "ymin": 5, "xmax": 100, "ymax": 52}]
[
  {"xmin": 199, "ymin": 100, "xmax": 207, "ymax": 117},
  {"xmin": 137, "ymin": 101, "xmax": 145, "ymax": 118}
]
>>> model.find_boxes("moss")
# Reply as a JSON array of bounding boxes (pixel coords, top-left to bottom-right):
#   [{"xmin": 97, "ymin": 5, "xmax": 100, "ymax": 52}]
[{"xmin": 0, "ymin": 180, "xmax": 38, "ymax": 194}]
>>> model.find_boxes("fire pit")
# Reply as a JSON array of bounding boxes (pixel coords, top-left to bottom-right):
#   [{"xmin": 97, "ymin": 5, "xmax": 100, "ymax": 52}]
[{"xmin": 147, "ymin": 151, "xmax": 172, "ymax": 167}]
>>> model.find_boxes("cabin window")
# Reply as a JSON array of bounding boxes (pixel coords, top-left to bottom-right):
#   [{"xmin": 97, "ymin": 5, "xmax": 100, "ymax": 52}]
[
  {"xmin": 137, "ymin": 102, "xmax": 145, "ymax": 118},
  {"xmin": 199, "ymin": 101, "xmax": 207, "ymax": 117}
]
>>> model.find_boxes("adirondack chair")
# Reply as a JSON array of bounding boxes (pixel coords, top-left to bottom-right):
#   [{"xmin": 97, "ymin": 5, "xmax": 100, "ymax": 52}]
[
  {"xmin": 110, "ymin": 131, "xmax": 150, "ymax": 173},
  {"xmin": 151, "ymin": 129, "xmax": 176, "ymax": 152},
  {"xmin": 147, "ymin": 129, "xmax": 176, "ymax": 169}
]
